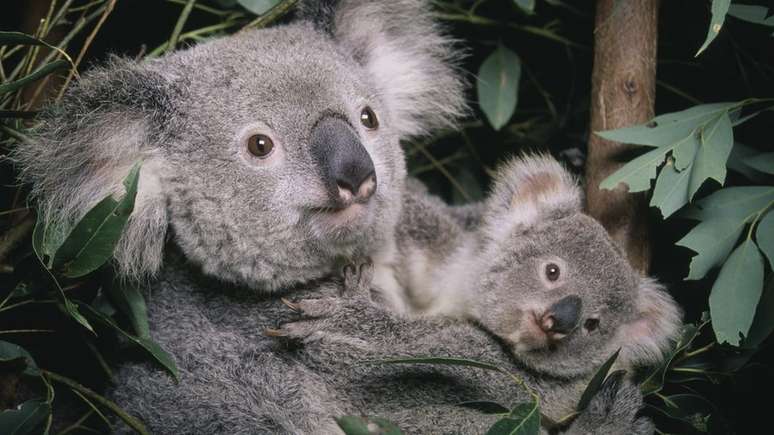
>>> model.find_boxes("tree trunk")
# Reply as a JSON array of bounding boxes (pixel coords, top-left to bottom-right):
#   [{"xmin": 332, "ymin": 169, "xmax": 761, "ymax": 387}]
[{"xmin": 585, "ymin": 0, "xmax": 659, "ymax": 274}]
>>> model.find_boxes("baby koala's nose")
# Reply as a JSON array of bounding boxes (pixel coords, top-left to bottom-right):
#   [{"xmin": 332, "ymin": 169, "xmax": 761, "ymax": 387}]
[
  {"xmin": 540, "ymin": 295, "xmax": 582, "ymax": 338},
  {"xmin": 336, "ymin": 171, "xmax": 377, "ymax": 204}
]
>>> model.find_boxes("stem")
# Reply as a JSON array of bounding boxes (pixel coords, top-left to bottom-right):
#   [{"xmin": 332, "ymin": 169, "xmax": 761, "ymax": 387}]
[
  {"xmin": 242, "ymin": 0, "xmax": 299, "ymax": 30},
  {"xmin": 167, "ymin": 0, "xmax": 197, "ymax": 54},
  {"xmin": 42, "ymin": 370, "xmax": 149, "ymax": 435}
]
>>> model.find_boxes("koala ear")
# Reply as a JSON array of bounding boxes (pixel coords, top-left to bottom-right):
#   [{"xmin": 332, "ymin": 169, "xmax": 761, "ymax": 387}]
[
  {"xmin": 617, "ymin": 278, "xmax": 683, "ymax": 368},
  {"xmin": 298, "ymin": 0, "xmax": 467, "ymax": 137},
  {"xmin": 13, "ymin": 58, "xmax": 174, "ymax": 280},
  {"xmin": 482, "ymin": 154, "xmax": 582, "ymax": 239}
]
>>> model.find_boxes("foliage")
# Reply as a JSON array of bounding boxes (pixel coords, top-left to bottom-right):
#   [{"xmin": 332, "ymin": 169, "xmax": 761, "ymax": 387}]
[{"xmin": 0, "ymin": 0, "xmax": 772, "ymax": 434}]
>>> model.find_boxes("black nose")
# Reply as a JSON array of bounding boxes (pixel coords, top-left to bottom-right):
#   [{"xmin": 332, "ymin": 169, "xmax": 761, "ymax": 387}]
[
  {"xmin": 310, "ymin": 116, "xmax": 377, "ymax": 206},
  {"xmin": 542, "ymin": 295, "xmax": 582, "ymax": 335}
]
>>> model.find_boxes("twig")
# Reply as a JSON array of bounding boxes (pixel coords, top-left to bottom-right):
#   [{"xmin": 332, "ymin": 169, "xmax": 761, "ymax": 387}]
[
  {"xmin": 167, "ymin": 0, "xmax": 197, "ymax": 54},
  {"xmin": 241, "ymin": 0, "xmax": 299, "ymax": 30},
  {"xmin": 56, "ymin": 0, "xmax": 117, "ymax": 101}
]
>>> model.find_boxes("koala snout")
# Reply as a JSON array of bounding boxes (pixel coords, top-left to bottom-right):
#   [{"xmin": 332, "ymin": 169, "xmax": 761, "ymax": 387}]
[
  {"xmin": 540, "ymin": 295, "xmax": 582, "ymax": 337},
  {"xmin": 310, "ymin": 116, "xmax": 377, "ymax": 207}
]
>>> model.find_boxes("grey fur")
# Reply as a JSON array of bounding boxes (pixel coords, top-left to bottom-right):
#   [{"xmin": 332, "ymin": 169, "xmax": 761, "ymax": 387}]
[{"xmin": 12, "ymin": 0, "xmax": 664, "ymax": 432}]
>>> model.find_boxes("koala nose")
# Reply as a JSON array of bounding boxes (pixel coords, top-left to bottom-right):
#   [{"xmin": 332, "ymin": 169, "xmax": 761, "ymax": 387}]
[
  {"xmin": 310, "ymin": 116, "xmax": 377, "ymax": 206},
  {"xmin": 540, "ymin": 295, "xmax": 582, "ymax": 337}
]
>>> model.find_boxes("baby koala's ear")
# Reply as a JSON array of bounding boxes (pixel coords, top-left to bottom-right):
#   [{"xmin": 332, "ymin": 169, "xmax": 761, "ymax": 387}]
[
  {"xmin": 617, "ymin": 278, "xmax": 683, "ymax": 368},
  {"xmin": 482, "ymin": 154, "xmax": 581, "ymax": 237},
  {"xmin": 298, "ymin": 0, "xmax": 467, "ymax": 137}
]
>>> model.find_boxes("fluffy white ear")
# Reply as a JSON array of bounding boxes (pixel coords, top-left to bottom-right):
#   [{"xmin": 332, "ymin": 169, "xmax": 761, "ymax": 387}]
[
  {"xmin": 13, "ymin": 58, "xmax": 173, "ymax": 280},
  {"xmin": 482, "ymin": 154, "xmax": 581, "ymax": 240},
  {"xmin": 298, "ymin": 0, "xmax": 467, "ymax": 137},
  {"xmin": 617, "ymin": 278, "xmax": 683, "ymax": 367}
]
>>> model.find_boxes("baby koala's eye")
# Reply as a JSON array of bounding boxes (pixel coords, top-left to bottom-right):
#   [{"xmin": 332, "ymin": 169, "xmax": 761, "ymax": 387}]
[
  {"xmin": 246, "ymin": 134, "xmax": 274, "ymax": 158},
  {"xmin": 545, "ymin": 263, "xmax": 560, "ymax": 281},
  {"xmin": 360, "ymin": 106, "xmax": 379, "ymax": 130}
]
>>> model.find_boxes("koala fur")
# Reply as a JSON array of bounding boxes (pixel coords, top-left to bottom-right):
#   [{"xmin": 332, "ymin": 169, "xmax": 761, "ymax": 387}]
[
  {"xmin": 12, "ymin": 0, "xmax": 669, "ymax": 432},
  {"xmin": 374, "ymin": 155, "xmax": 682, "ymax": 373}
]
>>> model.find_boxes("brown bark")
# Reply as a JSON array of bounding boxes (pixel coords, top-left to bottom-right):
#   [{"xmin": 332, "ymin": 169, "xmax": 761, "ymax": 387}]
[{"xmin": 585, "ymin": 0, "xmax": 659, "ymax": 273}]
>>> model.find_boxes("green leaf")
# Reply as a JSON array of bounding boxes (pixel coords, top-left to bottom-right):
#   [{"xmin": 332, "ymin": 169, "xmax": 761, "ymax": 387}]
[
  {"xmin": 478, "ymin": 44, "xmax": 521, "ymax": 130},
  {"xmin": 672, "ymin": 135, "xmax": 699, "ymax": 170},
  {"xmin": 696, "ymin": 0, "xmax": 731, "ymax": 56},
  {"xmin": 756, "ymin": 210, "xmax": 774, "ymax": 268},
  {"xmin": 514, "ymin": 0, "xmax": 535, "ymax": 14},
  {"xmin": 335, "ymin": 416, "xmax": 402, "ymax": 435},
  {"xmin": 0, "ymin": 341, "xmax": 40, "ymax": 377},
  {"xmin": 32, "ymin": 216, "xmax": 68, "ymax": 269},
  {"xmin": 53, "ymin": 163, "xmax": 141, "ymax": 278},
  {"xmin": 595, "ymin": 103, "xmax": 737, "ymax": 147},
  {"xmin": 727, "ymin": 5, "xmax": 774, "ymax": 27},
  {"xmin": 457, "ymin": 401, "xmax": 511, "ymax": 415},
  {"xmin": 79, "ymin": 303, "xmax": 178, "ymax": 381},
  {"xmin": 641, "ymin": 321, "xmax": 705, "ymax": 395},
  {"xmin": 0, "ymin": 399, "xmax": 50, "ymax": 435},
  {"xmin": 688, "ymin": 186, "xmax": 774, "ymax": 222},
  {"xmin": 727, "ymin": 143, "xmax": 770, "ymax": 181},
  {"xmin": 0, "ymin": 60, "xmax": 69, "ymax": 95},
  {"xmin": 651, "ymin": 394, "xmax": 714, "ymax": 432},
  {"xmin": 677, "ymin": 218, "xmax": 744, "ymax": 280},
  {"xmin": 485, "ymin": 402, "xmax": 540, "ymax": 435},
  {"xmin": 577, "ymin": 349, "xmax": 620, "ymax": 411},
  {"xmin": 370, "ymin": 356, "xmax": 504, "ymax": 373},
  {"xmin": 599, "ymin": 146, "xmax": 670, "ymax": 192},
  {"xmin": 650, "ymin": 161, "xmax": 692, "ymax": 218},
  {"xmin": 742, "ymin": 152, "xmax": 774, "ymax": 175},
  {"xmin": 688, "ymin": 113, "xmax": 734, "ymax": 199},
  {"xmin": 106, "ymin": 280, "xmax": 150, "ymax": 338},
  {"xmin": 744, "ymin": 278, "xmax": 774, "ymax": 348},
  {"xmin": 710, "ymin": 239, "xmax": 765, "ymax": 346},
  {"xmin": 236, "ymin": 0, "xmax": 280, "ymax": 15}
]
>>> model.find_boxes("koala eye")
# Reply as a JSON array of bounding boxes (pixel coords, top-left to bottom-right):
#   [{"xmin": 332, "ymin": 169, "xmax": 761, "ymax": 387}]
[
  {"xmin": 545, "ymin": 263, "xmax": 560, "ymax": 281},
  {"xmin": 246, "ymin": 134, "xmax": 274, "ymax": 158},
  {"xmin": 584, "ymin": 318, "xmax": 600, "ymax": 332},
  {"xmin": 360, "ymin": 106, "xmax": 379, "ymax": 130}
]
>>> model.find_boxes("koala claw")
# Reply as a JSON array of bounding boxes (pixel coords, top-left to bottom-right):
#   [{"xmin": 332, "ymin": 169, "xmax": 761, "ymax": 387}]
[
  {"xmin": 280, "ymin": 297, "xmax": 301, "ymax": 313},
  {"xmin": 342, "ymin": 259, "xmax": 375, "ymax": 296}
]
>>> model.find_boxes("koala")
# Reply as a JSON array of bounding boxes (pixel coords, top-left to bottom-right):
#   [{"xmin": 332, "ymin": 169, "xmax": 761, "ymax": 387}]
[
  {"xmin": 373, "ymin": 155, "xmax": 682, "ymax": 372},
  {"xmin": 270, "ymin": 156, "xmax": 681, "ymax": 433}
]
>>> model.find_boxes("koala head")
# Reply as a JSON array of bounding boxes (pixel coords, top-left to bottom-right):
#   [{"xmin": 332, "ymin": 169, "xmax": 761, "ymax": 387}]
[
  {"xmin": 13, "ymin": 0, "xmax": 465, "ymax": 291},
  {"xmin": 471, "ymin": 155, "xmax": 682, "ymax": 378}
]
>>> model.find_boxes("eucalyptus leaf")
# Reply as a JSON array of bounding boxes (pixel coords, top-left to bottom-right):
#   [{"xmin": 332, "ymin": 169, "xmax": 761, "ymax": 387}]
[
  {"xmin": 756, "ymin": 210, "xmax": 773, "ymax": 268},
  {"xmin": 106, "ymin": 280, "xmax": 151, "ymax": 338},
  {"xmin": 688, "ymin": 113, "xmax": 733, "ymax": 199},
  {"xmin": 53, "ymin": 163, "xmax": 141, "ymax": 278},
  {"xmin": 677, "ymin": 217, "xmax": 744, "ymax": 280},
  {"xmin": 672, "ymin": 135, "xmax": 698, "ymax": 170},
  {"xmin": 727, "ymin": 143, "xmax": 770, "ymax": 181},
  {"xmin": 744, "ymin": 278, "xmax": 774, "ymax": 348},
  {"xmin": 79, "ymin": 303, "xmax": 179, "ymax": 381},
  {"xmin": 0, "ymin": 399, "xmax": 50, "ymax": 435},
  {"xmin": 32, "ymin": 216, "xmax": 68, "ymax": 269},
  {"xmin": 514, "ymin": 0, "xmax": 535, "ymax": 14},
  {"xmin": 335, "ymin": 415, "xmax": 402, "ymax": 435},
  {"xmin": 478, "ymin": 44, "xmax": 521, "ymax": 130},
  {"xmin": 727, "ymin": 5, "xmax": 774, "ymax": 27},
  {"xmin": 742, "ymin": 152, "xmax": 774, "ymax": 175},
  {"xmin": 577, "ymin": 349, "xmax": 620, "ymax": 411},
  {"xmin": 595, "ymin": 103, "xmax": 736, "ymax": 147},
  {"xmin": 696, "ymin": 0, "xmax": 731, "ymax": 56},
  {"xmin": 599, "ymin": 146, "xmax": 670, "ymax": 192},
  {"xmin": 0, "ymin": 341, "xmax": 40, "ymax": 377},
  {"xmin": 0, "ymin": 60, "xmax": 69, "ymax": 95},
  {"xmin": 641, "ymin": 322, "xmax": 703, "ymax": 395},
  {"xmin": 709, "ymin": 239, "xmax": 765, "ymax": 346},
  {"xmin": 485, "ymin": 401, "xmax": 540, "ymax": 435},
  {"xmin": 650, "ymin": 161, "xmax": 692, "ymax": 219},
  {"xmin": 457, "ymin": 401, "xmax": 511, "ymax": 415},
  {"xmin": 237, "ymin": 0, "xmax": 280, "ymax": 15},
  {"xmin": 688, "ymin": 186, "xmax": 774, "ymax": 222}
]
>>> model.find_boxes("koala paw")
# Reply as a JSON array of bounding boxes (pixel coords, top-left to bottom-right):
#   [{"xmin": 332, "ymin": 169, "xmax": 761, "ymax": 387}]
[
  {"xmin": 342, "ymin": 259, "xmax": 374, "ymax": 296},
  {"xmin": 565, "ymin": 371, "xmax": 654, "ymax": 435}
]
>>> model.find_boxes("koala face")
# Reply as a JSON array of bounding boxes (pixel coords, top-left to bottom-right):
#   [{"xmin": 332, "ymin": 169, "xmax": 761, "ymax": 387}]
[
  {"xmin": 15, "ymin": 0, "xmax": 465, "ymax": 291},
  {"xmin": 156, "ymin": 26, "xmax": 408, "ymax": 289},
  {"xmin": 474, "ymin": 156, "xmax": 681, "ymax": 378}
]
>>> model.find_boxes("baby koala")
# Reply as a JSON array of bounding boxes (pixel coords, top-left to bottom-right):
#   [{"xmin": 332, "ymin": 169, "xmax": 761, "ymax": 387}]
[{"xmin": 369, "ymin": 154, "xmax": 682, "ymax": 370}]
